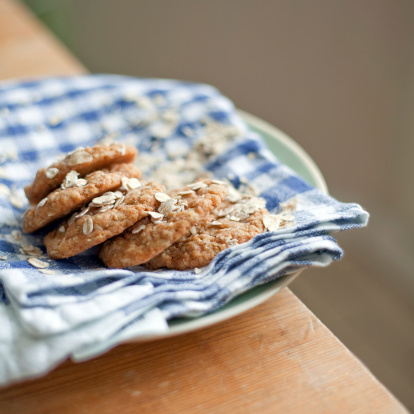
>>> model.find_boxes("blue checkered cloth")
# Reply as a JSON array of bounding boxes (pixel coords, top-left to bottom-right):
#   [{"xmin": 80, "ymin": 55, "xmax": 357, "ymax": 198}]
[{"xmin": 0, "ymin": 75, "xmax": 368, "ymax": 384}]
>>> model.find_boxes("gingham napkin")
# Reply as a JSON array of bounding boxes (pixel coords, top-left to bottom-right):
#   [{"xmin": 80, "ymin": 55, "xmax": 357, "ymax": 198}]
[{"xmin": 0, "ymin": 75, "xmax": 368, "ymax": 384}]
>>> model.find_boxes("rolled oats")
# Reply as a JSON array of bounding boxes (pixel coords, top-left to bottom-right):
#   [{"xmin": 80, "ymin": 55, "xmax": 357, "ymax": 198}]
[
  {"xmin": 27, "ymin": 258, "xmax": 49, "ymax": 269},
  {"xmin": 46, "ymin": 167, "xmax": 59, "ymax": 179},
  {"xmin": 83, "ymin": 217, "xmax": 94, "ymax": 235},
  {"xmin": 67, "ymin": 150, "xmax": 94, "ymax": 166}
]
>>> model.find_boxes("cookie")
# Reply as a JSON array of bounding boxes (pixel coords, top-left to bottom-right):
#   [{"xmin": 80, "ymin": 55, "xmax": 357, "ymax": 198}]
[
  {"xmin": 44, "ymin": 181, "xmax": 165, "ymax": 259},
  {"xmin": 146, "ymin": 199, "xmax": 269, "ymax": 270},
  {"xmin": 22, "ymin": 163, "xmax": 141, "ymax": 234},
  {"xmin": 25, "ymin": 143, "xmax": 138, "ymax": 204},
  {"xmin": 99, "ymin": 179, "xmax": 228, "ymax": 268}
]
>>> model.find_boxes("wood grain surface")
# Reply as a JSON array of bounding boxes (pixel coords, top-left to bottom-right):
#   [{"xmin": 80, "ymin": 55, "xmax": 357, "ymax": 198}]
[
  {"xmin": 0, "ymin": 289, "xmax": 408, "ymax": 414},
  {"xmin": 0, "ymin": 0, "xmax": 409, "ymax": 413},
  {"xmin": 0, "ymin": 0, "xmax": 86, "ymax": 80}
]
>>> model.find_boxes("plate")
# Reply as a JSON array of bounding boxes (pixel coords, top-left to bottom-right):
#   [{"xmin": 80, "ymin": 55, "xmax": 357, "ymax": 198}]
[{"xmin": 131, "ymin": 110, "xmax": 328, "ymax": 341}]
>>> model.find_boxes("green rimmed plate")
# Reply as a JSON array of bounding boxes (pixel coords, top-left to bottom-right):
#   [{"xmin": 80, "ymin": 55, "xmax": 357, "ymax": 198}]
[{"xmin": 133, "ymin": 110, "xmax": 328, "ymax": 341}]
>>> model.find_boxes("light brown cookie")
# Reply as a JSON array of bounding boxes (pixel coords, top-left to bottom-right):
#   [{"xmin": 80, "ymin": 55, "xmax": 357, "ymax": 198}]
[
  {"xmin": 22, "ymin": 163, "xmax": 142, "ymax": 233},
  {"xmin": 44, "ymin": 181, "xmax": 165, "ymax": 259},
  {"xmin": 25, "ymin": 143, "xmax": 138, "ymax": 204},
  {"xmin": 99, "ymin": 179, "xmax": 229, "ymax": 268},
  {"xmin": 146, "ymin": 200, "xmax": 269, "ymax": 270}
]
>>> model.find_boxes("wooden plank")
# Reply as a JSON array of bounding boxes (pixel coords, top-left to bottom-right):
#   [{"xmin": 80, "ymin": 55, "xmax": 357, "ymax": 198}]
[
  {"xmin": 0, "ymin": 289, "xmax": 407, "ymax": 414},
  {"xmin": 0, "ymin": 0, "xmax": 408, "ymax": 412},
  {"xmin": 0, "ymin": 0, "xmax": 86, "ymax": 80}
]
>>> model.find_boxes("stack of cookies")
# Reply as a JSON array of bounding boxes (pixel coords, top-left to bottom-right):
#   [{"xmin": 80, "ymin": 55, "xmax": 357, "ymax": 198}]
[{"xmin": 23, "ymin": 143, "xmax": 274, "ymax": 270}]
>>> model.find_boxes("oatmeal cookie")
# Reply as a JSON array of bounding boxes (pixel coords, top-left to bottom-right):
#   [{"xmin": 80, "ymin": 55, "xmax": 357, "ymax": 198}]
[
  {"xmin": 22, "ymin": 163, "xmax": 141, "ymax": 233},
  {"xmin": 44, "ymin": 181, "xmax": 165, "ymax": 259},
  {"xmin": 25, "ymin": 143, "xmax": 138, "ymax": 204},
  {"xmin": 99, "ymin": 179, "xmax": 228, "ymax": 268},
  {"xmin": 147, "ymin": 203, "xmax": 269, "ymax": 270}
]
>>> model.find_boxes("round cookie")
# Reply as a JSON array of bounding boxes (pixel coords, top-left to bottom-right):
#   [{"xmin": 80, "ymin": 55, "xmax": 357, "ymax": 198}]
[
  {"xmin": 99, "ymin": 179, "xmax": 229, "ymax": 268},
  {"xmin": 25, "ymin": 143, "xmax": 138, "ymax": 204},
  {"xmin": 146, "ymin": 201, "xmax": 269, "ymax": 270},
  {"xmin": 22, "ymin": 163, "xmax": 141, "ymax": 233},
  {"xmin": 44, "ymin": 181, "xmax": 165, "ymax": 259}
]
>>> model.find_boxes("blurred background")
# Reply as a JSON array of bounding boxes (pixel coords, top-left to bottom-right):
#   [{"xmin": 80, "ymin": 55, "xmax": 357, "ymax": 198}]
[{"xmin": 18, "ymin": 0, "xmax": 414, "ymax": 410}]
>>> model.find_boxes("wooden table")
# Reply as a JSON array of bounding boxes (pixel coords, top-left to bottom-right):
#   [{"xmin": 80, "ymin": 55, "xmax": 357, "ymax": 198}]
[{"xmin": 0, "ymin": 1, "xmax": 408, "ymax": 413}]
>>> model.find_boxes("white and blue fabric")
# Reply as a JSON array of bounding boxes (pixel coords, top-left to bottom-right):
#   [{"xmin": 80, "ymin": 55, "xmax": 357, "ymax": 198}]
[{"xmin": 0, "ymin": 75, "xmax": 368, "ymax": 384}]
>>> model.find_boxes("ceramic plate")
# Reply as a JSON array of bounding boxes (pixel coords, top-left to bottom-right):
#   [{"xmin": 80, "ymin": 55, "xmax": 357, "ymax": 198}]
[{"xmin": 130, "ymin": 110, "xmax": 328, "ymax": 341}]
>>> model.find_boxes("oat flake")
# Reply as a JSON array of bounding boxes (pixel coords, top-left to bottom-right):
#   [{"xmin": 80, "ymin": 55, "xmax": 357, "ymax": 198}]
[
  {"xmin": 39, "ymin": 269, "xmax": 56, "ymax": 275},
  {"xmin": 83, "ymin": 217, "xmax": 94, "ymax": 235},
  {"xmin": 132, "ymin": 224, "xmax": 146, "ymax": 234},
  {"xmin": 227, "ymin": 239, "xmax": 238, "ymax": 247},
  {"xmin": 0, "ymin": 183, "xmax": 10, "ymax": 197},
  {"xmin": 27, "ymin": 258, "xmax": 49, "ymax": 269},
  {"xmin": 121, "ymin": 176, "xmax": 141, "ymax": 191},
  {"xmin": 155, "ymin": 192, "xmax": 171, "ymax": 202},
  {"xmin": 187, "ymin": 182, "xmax": 208, "ymax": 190},
  {"xmin": 46, "ymin": 167, "xmax": 59, "ymax": 179},
  {"xmin": 0, "ymin": 167, "xmax": 8, "ymax": 179},
  {"xmin": 263, "ymin": 215, "xmax": 281, "ymax": 231},
  {"xmin": 20, "ymin": 244, "xmax": 43, "ymax": 256},
  {"xmin": 11, "ymin": 230, "xmax": 22, "ymax": 241},
  {"xmin": 147, "ymin": 211, "xmax": 164, "ymax": 220},
  {"xmin": 128, "ymin": 178, "xmax": 141, "ymax": 190},
  {"xmin": 158, "ymin": 198, "xmax": 177, "ymax": 216},
  {"xmin": 67, "ymin": 150, "xmax": 93, "ymax": 166},
  {"xmin": 114, "ymin": 196, "xmax": 125, "ymax": 207},
  {"xmin": 61, "ymin": 170, "xmax": 79, "ymax": 189},
  {"xmin": 76, "ymin": 179, "xmax": 88, "ymax": 187},
  {"xmin": 9, "ymin": 193, "xmax": 24, "ymax": 209},
  {"xmin": 68, "ymin": 213, "xmax": 77, "ymax": 226},
  {"xmin": 117, "ymin": 143, "xmax": 126, "ymax": 155},
  {"xmin": 37, "ymin": 197, "xmax": 47, "ymax": 208},
  {"xmin": 48, "ymin": 116, "xmax": 61, "ymax": 126},
  {"xmin": 91, "ymin": 192, "xmax": 116, "ymax": 206}
]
